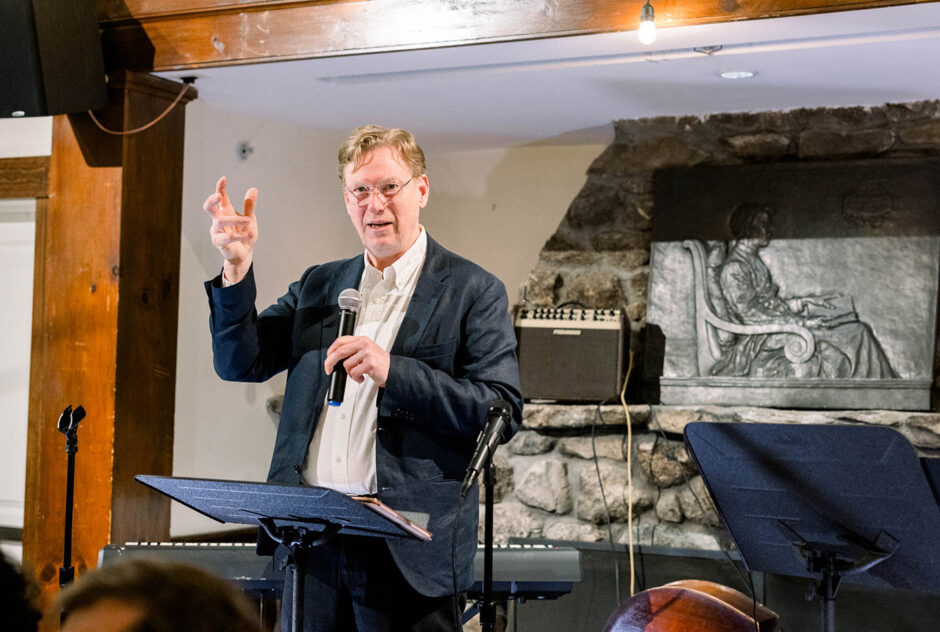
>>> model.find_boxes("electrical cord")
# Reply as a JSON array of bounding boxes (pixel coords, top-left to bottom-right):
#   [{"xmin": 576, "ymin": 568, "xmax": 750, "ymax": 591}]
[
  {"xmin": 87, "ymin": 79, "xmax": 194, "ymax": 136},
  {"xmin": 619, "ymin": 350, "xmax": 635, "ymax": 597},
  {"xmin": 591, "ymin": 398, "xmax": 620, "ymax": 606},
  {"xmin": 592, "ymin": 349, "xmax": 636, "ymax": 607}
]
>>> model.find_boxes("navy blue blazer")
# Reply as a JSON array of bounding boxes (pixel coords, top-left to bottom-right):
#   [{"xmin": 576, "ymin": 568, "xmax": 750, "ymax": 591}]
[{"xmin": 205, "ymin": 235, "xmax": 522, "ymax": 596}]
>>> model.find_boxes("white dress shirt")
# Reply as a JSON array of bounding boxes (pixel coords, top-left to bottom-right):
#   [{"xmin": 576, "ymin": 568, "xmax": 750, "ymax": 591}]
[{"xmin": 302, "ymin": 227, "xmax": 428, "ymax": 494}]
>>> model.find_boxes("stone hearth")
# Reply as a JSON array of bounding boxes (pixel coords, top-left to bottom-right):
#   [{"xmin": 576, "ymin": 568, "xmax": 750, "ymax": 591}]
[{"xmin": 486, "ymin": 403, "xmax": 940, "ymax": 550}]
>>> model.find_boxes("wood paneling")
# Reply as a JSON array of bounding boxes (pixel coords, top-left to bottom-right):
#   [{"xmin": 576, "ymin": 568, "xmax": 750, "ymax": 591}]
[
  {"xmin": 98, "ymin": 0, "xmax": 348, "ymax": 20},
  {"xmin": 24, "ymin": 114, "xmax": 123, "ymax": 619},
  {"xmin": 111, "ymin": 72, "xmax": 191, "ymax": 545},
  {"xmin": 22, "ymin": 73, "xmax": 194, "ymax": 625},
  {"xmin": 97, "ymin": 0, "xmax": 932, "ymax": 71},
  {"xmin": 0, "ymin": 157, "xmax": 49, "ymax": 199}
]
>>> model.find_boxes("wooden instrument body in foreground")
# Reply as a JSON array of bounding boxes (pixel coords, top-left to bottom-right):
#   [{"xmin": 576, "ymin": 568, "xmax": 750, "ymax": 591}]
[{"xmin": 603, "ymin": 579, "xmax": 780, "ymax": 632}]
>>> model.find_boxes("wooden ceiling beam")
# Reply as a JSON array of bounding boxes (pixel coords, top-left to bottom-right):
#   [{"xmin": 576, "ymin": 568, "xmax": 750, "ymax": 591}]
[{"xmin": 97, "ymin": 0, "xmax": 932, "ymax": 72}]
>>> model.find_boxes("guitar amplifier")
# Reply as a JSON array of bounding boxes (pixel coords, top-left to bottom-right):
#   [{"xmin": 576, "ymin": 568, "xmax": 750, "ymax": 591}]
[{"xmin": 514, "ymin": 306, "xmax": 627, "ymax": 402}]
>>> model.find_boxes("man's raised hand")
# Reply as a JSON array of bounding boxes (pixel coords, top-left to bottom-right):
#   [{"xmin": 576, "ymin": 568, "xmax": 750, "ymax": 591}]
[{"xmin": 203, "ymin": 176, "xmax": 258, "ymax": 284}]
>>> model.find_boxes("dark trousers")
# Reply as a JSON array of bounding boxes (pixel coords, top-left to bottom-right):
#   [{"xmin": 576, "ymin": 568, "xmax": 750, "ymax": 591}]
[{"xmin": 278, "ymin": 535, "xmax": 466, "ymax": 632}]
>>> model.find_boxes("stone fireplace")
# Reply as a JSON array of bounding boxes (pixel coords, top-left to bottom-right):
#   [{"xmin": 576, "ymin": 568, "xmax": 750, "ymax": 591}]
[{"xmin": 490, "ymin": 100, "xmax": 940, "ymax": 552}]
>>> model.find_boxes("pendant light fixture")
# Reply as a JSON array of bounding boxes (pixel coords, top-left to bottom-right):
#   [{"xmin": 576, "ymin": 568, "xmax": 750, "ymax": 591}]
[{"xmin": 638, "ymin": 1, "xmax": 656, "ymax": 45}]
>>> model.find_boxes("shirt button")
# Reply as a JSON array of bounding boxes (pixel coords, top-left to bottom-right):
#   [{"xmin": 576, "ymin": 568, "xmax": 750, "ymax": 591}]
[{"xmin": 335, "ymin": 457, "xmax": 342, "ymax": 463}]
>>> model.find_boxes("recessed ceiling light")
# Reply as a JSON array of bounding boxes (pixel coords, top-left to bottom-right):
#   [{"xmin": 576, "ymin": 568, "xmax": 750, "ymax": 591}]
[{"xmin": 720, "ymin": 70, "xmax": 757, "ymax": 80}]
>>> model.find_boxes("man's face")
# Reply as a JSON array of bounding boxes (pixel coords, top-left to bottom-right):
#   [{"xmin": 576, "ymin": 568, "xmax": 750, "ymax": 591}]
[{"xmin": 343, "ymin": 146, "xmax": 428, "ymax": 270}]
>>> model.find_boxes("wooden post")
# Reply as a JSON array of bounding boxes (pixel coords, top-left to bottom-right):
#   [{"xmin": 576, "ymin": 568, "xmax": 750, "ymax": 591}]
[{"xmin": 22, "ymin": 72, "xmax": 195, "ymax": 623}]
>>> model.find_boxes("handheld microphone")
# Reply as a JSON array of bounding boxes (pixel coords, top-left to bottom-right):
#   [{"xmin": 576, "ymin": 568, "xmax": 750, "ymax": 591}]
[
  {"xmin": 327, "ymin": 288, "xmax": 362, "ymax": 407},
  {"xmin": 461, "ymin": 399, "xmax": 513, "ymax": 498}
]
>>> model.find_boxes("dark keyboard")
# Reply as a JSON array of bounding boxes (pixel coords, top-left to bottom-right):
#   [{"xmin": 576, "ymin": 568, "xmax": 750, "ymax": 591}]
[{"xmin": 99, "ymin": 541, "xmax": 581, "ymax": 600}]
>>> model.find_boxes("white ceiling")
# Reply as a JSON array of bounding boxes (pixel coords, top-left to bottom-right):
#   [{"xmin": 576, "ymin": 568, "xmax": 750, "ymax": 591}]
[{"xmin": 159, "ymin": 4, "xmax": 940, "ymax": 151}]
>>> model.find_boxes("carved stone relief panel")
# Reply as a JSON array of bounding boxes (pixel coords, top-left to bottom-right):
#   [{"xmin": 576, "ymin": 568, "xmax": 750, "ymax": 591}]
[{"xmin": 645, "ymin": 158, "xmax": 939, "ymax": 410}]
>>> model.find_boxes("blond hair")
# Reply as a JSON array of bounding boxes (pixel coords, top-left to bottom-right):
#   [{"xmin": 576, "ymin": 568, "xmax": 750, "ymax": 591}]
[{"xmin": 338, "ymin": 125, "xmax": 426, "ymax": 182}]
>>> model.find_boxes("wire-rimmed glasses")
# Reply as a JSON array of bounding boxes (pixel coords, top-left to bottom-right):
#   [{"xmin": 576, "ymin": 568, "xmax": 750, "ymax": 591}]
[{"xmin": 345, "ymin": 177, "xmax": 414, "ymax": 203}]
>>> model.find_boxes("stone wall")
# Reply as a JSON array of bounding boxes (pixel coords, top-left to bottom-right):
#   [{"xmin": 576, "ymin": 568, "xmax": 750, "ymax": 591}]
[
  {"xmin": 487, "ymin": 403, "xmax": 940, "ymax": 549},
  {"xmin": 522, "ymin": 101, "xmax": 940, "ymax": 357},
  {"xmin": 503, "ymin": 100, "xmax": 940, "ymax": 550}
]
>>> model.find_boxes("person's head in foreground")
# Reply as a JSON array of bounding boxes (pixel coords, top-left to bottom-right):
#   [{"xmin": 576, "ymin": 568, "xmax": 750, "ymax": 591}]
[{"xmin": 56, "ymin": 558, "xmax": 258, "ymax": 632}]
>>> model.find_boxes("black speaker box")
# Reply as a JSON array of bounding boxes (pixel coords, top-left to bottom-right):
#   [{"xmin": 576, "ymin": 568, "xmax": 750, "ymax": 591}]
[
  {"xmin": 0, "ymin": 0, "xmax": 108, "ymax": 118},
  {"xmin": 514, "ymin": 307, "xmax": 628, "ymax": 402}
]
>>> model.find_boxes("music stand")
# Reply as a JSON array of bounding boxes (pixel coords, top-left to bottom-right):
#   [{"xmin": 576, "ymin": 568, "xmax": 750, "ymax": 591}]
[
  {"xmin": 136, "ymin": 475, "xmax": 430, "ymax": 632},
  {"xmin": 683, "ymin": 423, "xmax": 940, "ymax": 632}
]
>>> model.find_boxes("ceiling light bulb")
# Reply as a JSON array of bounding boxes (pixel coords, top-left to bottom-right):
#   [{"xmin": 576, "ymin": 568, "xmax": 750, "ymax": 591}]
[{"xmin": 638, "ymin": 1, "xmax": 656, "ymax": 45}]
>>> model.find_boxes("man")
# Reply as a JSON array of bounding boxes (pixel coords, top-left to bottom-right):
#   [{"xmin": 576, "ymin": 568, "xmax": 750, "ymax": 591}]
[
  {"xmin": 56, "ymin": 558, "xmax": 258, "ymax": 632},
  {"xmin": 202, "ymin": 125, "xmax": 522, "ymax": 631}
]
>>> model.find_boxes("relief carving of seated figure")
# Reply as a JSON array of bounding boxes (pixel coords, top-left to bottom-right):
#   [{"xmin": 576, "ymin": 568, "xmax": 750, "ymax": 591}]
[{"xmin": 708, "ymin": 203, "xmax": 897, "ymax": 379}]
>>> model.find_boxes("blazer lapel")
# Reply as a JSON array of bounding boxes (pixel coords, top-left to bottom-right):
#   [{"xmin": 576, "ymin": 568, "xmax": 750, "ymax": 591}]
[
  {"xmin": 392, "ymin": 236, "xmax": 449, "ymax": 357},
  {"xmin": 330, "ymin": 255, "xmax": 366, "ymax": 302},
  {"xmin": 314, "ymin": 256, "xmax": 364, "ymax": 366}
]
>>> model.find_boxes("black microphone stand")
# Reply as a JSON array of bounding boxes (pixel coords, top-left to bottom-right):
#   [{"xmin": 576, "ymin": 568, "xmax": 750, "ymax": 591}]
[
  {"xmin": 481, "ymin": 458, "xmax": 497, "ymax": 632},
  {"xmin": 462, "ymin": 400, "xmax": 511, "ymax": 631},
  {"xmin": 57, "ymin": 404, "xmax": 85, "ymax": 590}
]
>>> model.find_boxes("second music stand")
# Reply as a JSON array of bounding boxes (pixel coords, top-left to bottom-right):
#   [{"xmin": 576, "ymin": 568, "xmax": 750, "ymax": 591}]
[{"xmin": 683, "ymin": 422, "xmax": 940, "ymax": 632}]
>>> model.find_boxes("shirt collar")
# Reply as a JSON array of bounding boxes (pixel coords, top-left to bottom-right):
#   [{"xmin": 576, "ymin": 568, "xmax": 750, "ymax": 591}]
[{"xmin": 362, "ymin": 226, "xmax": 427, "ymax": 290}]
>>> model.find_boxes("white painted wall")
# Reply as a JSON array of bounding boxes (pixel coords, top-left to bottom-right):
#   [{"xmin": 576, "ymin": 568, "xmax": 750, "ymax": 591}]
[
  {"xmin": 426, "ymin": 142, "xmax": 607, "ymax": 303},
  {"xmin": 0, "ymin": 203, "xmax": 35, "ymax": 534},
  {"xmin": 0, "ymin": 107, "xmax": 608, "ymax": 538},
  {"xmin": 0, "ymin": 117, "xmax": 50, "ymax": 562},
  {"xmin": 173, "ymin": 104, "xmax": 361, "ymax": 534},
  {"xmin": 0, "ymin": 118, "xmax": 52, "ymax": 157}
]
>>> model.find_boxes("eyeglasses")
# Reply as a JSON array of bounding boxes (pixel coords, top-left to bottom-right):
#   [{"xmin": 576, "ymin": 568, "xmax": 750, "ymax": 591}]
[{"xmin": 345, "ymin": 178, "xmax": 413, "ymax": 203}]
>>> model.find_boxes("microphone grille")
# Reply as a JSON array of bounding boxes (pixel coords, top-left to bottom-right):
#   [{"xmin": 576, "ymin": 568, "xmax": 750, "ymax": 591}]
[{"xmin": 338, "ymin": 288, "xmax": 362, "ymax": 312}]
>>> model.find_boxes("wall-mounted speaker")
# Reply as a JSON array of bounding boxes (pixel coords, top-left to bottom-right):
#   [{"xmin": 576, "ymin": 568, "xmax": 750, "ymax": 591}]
[{"xmin": 0, "ymin": 0, "xmax": 108, "ymax": 118}]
